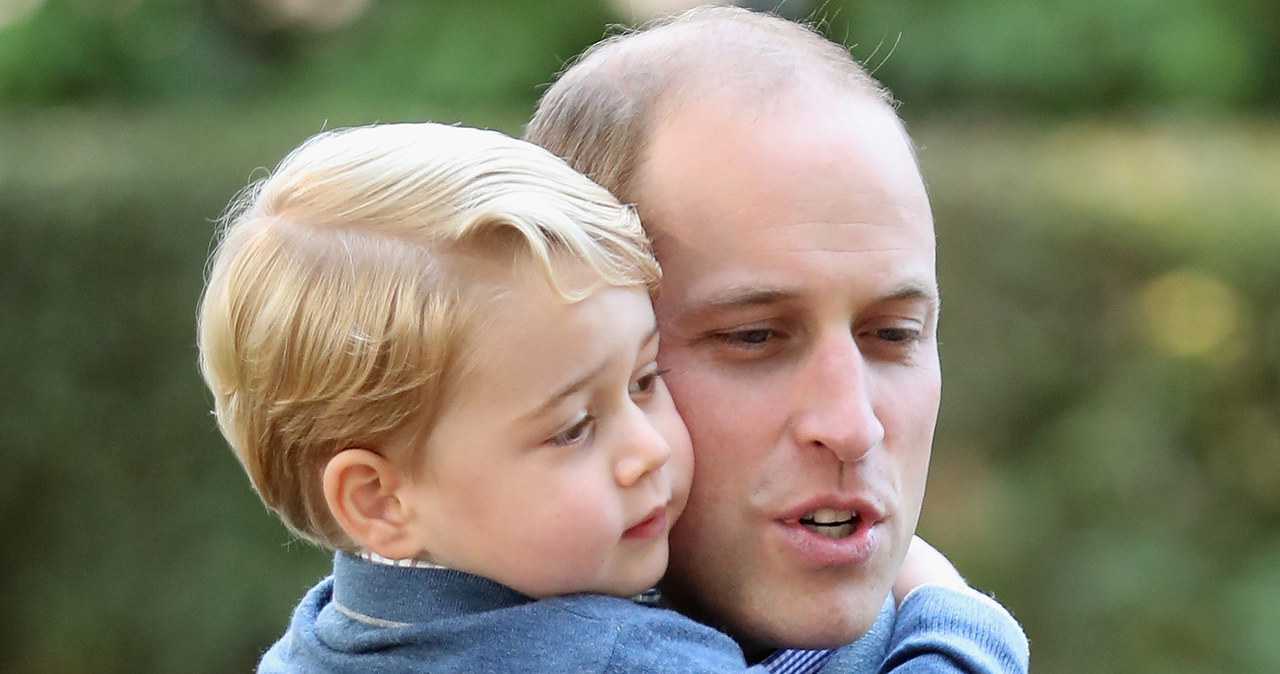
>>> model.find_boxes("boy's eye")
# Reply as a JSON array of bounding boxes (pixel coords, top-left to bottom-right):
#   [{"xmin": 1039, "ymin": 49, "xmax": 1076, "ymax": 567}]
[
  {"xmin": 628, "ymin": 365, "xmax": 667, "ymax": 398},
  {"xmin": 549, "ymin": 413, "xmax": 594, "ymax": 447}
]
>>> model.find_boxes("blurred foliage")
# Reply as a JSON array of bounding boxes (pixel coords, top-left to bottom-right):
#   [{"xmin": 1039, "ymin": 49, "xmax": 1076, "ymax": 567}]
[
  {"xmin": 3, "ymin": 0, "xmax": 1278, "ymax": 110},
  {"xmin": 1, "ymin": 0, "xmax": 1278, "ymax": 672},
  {"xmin": 914, "ymin": 117, "xmax": 1280, "ymax": 673},
  {"xmin": 828, "ymin": 0, "xmax": 1280, "ymax": 113},
  {"xmin": 0, "ymin": 0, "xmax": 613, "ymax": 106}
]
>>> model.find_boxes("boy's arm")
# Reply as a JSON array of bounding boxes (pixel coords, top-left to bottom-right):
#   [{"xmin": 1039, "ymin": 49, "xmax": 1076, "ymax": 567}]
[{"xmin": 879, "ymin": 537, "xmax": 1029, "ymax": 673}]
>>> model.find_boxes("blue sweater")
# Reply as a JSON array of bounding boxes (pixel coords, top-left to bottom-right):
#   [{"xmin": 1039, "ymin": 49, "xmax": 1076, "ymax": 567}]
[{"xmin": 259, "ymin": 552, "xmax": 1028, "ymax": 673}]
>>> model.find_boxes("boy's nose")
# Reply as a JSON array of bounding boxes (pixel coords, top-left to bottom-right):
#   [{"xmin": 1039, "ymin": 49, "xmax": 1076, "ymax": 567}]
[{"xmin": 614, "ymin": 404, "xmax": 672, "ymax": 488}]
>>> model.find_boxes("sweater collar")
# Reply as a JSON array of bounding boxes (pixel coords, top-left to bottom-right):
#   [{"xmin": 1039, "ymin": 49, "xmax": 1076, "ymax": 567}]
[{"xmin": 331, "ymin": 551, "xmax": 533, "ymax": 626}]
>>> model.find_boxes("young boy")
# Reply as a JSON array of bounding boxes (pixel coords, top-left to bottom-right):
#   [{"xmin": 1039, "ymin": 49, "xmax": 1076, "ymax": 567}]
[{"xmin": 199, "ymin": 122, "xmax": 1026, "ymax": 672}]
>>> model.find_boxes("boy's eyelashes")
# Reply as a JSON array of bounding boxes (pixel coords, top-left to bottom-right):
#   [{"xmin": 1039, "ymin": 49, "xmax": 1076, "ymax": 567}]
[
  {"xmin": 548, "ymin": 410, "xmax": 594, "ymax": 447},
  {"xmin": 628, "ymin": 364, "xmax": 669, "ymax": 397},
  {"xmin": 545, "ymin": 364, "xmax": 668, "ymax": 447}
]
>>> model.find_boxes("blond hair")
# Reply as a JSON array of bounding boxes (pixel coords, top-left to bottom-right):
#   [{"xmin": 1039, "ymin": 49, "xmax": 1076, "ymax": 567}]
[
  {"xmin": 198, "ymin": 122, "xmax": 659, "ymax": 549},
  {"xmin": 526, "ymin": 5, "xmax": 896, "ymax": 205}
]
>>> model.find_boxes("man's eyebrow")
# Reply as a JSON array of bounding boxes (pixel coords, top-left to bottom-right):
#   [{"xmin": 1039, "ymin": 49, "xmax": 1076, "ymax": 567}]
[
  {"xmin": 878, "ymin": 283, "xmax": 942, "ymax": 319},
  {"xmin": 882, "ymin": 283, "xmax": 940, "ymax": 305},
  {"xmin": 696, "ymin": 286, "xmax": 796, "ymax": 309},
  {"xmin": 515, "ymin": 325, "xmax": 660, "ymax": 426},
  {"xmin": 694, "ymin": 283, "xmax": 940, "ymax": 311}
]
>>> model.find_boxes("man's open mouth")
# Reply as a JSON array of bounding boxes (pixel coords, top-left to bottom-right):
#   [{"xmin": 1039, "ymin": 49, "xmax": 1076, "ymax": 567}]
[{"xmin": 798, "ymin": 508, "xmax": 858, "ymax": 539}]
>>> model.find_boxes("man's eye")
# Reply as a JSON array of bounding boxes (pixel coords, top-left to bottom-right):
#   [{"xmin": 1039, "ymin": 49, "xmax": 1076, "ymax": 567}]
[
  {"xmin": 876, "ymin": 327, "xmax": 921, "ymax": 343},
  {"xmin": 859, "ymin": 324, "xmax": 927, "ymax": 363},
  {"xmin": 549, "ymin": 414, "xmax": 594, "ymax": 446},
  {"xmin": 720, "ymin": 328, "xmax": 774, "ymax": 345}
]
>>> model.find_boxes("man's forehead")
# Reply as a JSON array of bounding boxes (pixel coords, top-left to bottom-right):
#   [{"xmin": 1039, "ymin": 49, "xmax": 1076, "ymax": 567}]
[
  {"xmin": 650, "ymin": 217, "xmax": 935, "ymax": 269},
  {"xmin": 638, "ymin": 88, "xmax": 922, "ymax": 213},
  {"xmin": 645, "ymin": 221, "xmax": 935, "ymax": 315}
]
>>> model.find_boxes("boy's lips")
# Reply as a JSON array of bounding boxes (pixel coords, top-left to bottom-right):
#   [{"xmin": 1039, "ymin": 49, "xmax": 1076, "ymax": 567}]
[{"xmin": 623, "ymin": 505, "xmax": 668, "ymax": 540}]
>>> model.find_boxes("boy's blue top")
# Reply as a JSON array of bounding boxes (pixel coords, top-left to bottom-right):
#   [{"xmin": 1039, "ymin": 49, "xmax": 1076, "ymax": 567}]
[{"xmin": 259, "ymin": 552, "xmax": 1028, "ymax": 673}]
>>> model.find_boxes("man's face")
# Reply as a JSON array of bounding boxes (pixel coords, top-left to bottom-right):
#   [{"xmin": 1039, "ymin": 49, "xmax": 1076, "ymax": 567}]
[{"xmin": 639, "ymin": 87, "xmax": 940, "ymax": 651}]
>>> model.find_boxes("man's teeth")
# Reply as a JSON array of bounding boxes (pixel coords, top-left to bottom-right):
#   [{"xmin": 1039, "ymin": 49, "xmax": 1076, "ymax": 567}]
[
  {"xmin": 799, "ymin": 508, "xmax": 857, "ymax": 539},
  {"xmin": 807, "ymin": 508, "xmax": 854, "ymax": 524}
]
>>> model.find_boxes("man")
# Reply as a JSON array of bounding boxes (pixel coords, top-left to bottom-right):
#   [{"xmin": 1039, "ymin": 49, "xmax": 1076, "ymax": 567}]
[{"xmin": 527, "ymin": 6, "xmax": 1027, "ymax": 671}]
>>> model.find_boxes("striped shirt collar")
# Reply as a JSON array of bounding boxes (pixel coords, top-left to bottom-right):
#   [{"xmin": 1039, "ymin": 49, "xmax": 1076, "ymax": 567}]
[
  {"xmin": 759, "ymin": 648, "xmax": 837, "ymax": 674},
  {"xmin": 354, "ymin": 551, "xmax": 661, "ymax": 605},
  {"xmin": 357, "ymin": 550, "xmax": 448, "ymax": 570}
]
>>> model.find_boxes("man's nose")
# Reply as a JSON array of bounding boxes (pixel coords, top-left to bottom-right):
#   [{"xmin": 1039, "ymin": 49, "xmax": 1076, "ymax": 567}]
[
  {"xmin": 791, "ymin": 332, "xmax": 885, "ymax": 463},
  {"xmin": 614, "ymin": 404, "xmax": 673, "ymax": 488}
]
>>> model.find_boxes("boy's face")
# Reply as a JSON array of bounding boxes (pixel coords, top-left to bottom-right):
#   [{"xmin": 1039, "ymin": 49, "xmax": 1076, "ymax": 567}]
[{"xmin": 397, "ymin": 256, "xmax": 692, "ymax": 599}]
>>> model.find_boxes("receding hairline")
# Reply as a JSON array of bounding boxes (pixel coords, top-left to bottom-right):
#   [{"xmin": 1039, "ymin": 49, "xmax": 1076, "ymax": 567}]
[
  {"xmin": 525, "ymin": 5, "xmax": 905, "ymax": 211},
  {"xmin": 558, "ymin": 6, "xmax": 893, "ymax": 113}
]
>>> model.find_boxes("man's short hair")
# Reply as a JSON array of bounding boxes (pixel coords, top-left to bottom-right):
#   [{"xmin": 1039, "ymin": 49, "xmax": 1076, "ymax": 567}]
[
  {"xmin": 526, "ymin": 5, "xmax": 895, "ymax": 204},
  {"xmin": 198, "ymin": 123, "xmax": 659, "ymax": 549}
]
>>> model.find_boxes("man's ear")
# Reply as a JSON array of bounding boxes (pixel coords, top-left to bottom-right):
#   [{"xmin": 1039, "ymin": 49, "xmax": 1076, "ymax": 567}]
[{"xmin": 323, "ymin": 448, "xmax": 424, "ymax": 560}]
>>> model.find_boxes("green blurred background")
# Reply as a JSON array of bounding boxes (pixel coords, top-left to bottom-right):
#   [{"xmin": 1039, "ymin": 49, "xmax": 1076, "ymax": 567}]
[{"xmin": 2, "ymin": 0, "xmax": 1277, "ymax": 671}]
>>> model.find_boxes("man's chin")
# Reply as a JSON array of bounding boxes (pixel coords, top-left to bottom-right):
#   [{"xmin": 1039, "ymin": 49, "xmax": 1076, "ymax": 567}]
[
  {"xmin": 660, "ymin": 549, "xmax": 894, "ymax": 654},
  {"xmin": 727, "ymin": 594, "xmax": 888, "ymax": 657}
]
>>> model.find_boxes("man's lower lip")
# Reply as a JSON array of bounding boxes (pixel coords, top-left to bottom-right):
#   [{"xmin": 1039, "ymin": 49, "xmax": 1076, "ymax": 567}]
[
  {"xmin": 623, "ymin": 509, "xmax": 667, "ymax": 540},
  {"xmin": 775, "ymin": 519, "xmax": 881, "ymax": 566}
]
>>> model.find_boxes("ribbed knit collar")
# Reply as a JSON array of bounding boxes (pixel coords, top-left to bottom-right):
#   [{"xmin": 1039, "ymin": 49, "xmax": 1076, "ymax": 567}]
[{"xmin": 331, "ymin": 551, "xmax": 533, "ymax": 626}]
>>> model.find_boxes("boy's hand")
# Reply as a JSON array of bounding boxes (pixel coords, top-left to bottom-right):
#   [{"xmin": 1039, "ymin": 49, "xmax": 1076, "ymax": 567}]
[{"xmin": 892, "ymin": 535, "xmax": 969, "ymax": 605}]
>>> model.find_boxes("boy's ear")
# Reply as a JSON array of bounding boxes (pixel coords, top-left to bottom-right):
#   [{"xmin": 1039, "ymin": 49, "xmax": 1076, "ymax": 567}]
[{"xmin": 323, "ymin": 449, "xmax": 424, "ymax": 560}]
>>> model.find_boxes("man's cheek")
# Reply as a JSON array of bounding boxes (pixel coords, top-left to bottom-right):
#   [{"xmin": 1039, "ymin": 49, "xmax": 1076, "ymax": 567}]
[{"xmin": 664, "ymin": 366, "xmax": 737, "ymax": 422}]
